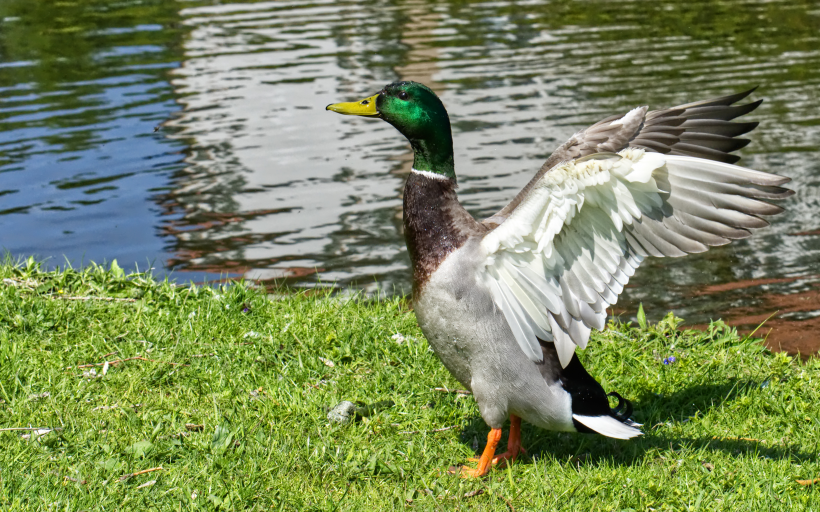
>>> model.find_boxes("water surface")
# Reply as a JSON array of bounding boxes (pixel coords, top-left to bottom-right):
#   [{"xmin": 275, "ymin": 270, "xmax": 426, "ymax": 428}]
[{"xmin": 1, "ymin": 0, "xmax": 819, "ymax": 353}]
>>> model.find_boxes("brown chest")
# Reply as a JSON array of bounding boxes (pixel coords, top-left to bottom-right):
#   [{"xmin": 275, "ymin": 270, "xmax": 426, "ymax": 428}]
[{"xmin": 402, "ymin": 172, "xmax": 486, "ymax": 294}]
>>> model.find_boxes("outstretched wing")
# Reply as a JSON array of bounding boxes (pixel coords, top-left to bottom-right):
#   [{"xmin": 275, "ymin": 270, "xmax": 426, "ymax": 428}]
[
  {"xmin": 484, "ymin": 89, "xmax": 761, "ymax": 227},
  {"xmin": 479, "ymin": 149, "xmax": 792, "ymax": 368}
]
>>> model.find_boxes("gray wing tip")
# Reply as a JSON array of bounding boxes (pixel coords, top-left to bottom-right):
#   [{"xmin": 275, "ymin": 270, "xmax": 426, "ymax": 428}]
[
  {"xmin": 740, "ymin": 98, "xmax": 764, "ymax": 115},
  {"xmin": 674, "ymin": 86, "xmax": 761, "ymax": 110},
  {"xmin": 730, "ymin": 85, "xmax": 760, "ymax": 104},
  {"xmin": 768, "ymin": 186, "xmax": 796, "ymax": 199},
  {"xmin": 754, "ymin": 175, "xmax": 794, "ymax": 188}
]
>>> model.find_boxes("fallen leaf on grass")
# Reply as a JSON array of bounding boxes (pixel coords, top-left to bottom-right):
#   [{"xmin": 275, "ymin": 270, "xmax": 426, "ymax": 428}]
[
  {"xmin": 136, "ymin": 480, "xmax": 156, "ymax": 490},
  {"xmin": 83, "ymin": 368, "xmax": 101, "ymax": 379},
  {"xmin": 250, "ymin": 388, "xmax": 268, "ymax": 400},
  {"xmin": 185, "ymin": 423, "xmax": 204, "ymax": 432},
  {"xmin": 318, "ymin": 357, "xmax": 335, "ymax": 367},
  {"xmin": 19, "ymin": 428, "xmax": 55, "ymax": 440},
  {"xmin": 392, "ymin": 333, "xmax": 416, "ymax": 344},
  {"xmin": 797, "ymin": 478, "xmax": 820, "ymax": 486},
  {"xmin": 464, "ymin": 489, "xmax": 485, "ymax": 498}
]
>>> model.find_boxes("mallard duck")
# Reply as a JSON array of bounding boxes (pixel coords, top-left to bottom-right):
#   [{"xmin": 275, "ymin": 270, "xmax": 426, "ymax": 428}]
[{"xmin": 326, "ymin": 82, "xmax": 793, "ymax": 477}]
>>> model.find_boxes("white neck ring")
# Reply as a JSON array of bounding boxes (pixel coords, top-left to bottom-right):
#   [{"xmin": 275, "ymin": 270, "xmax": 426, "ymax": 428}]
[{"xmin": 411, "ymin": 168, "xmax": 450, "ymax": 181}]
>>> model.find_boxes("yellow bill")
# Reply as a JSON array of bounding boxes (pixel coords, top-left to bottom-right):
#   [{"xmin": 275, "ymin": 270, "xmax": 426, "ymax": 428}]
[{"xmin": 326, "ymin": 93, "xmax": 380, "ymax": 117}]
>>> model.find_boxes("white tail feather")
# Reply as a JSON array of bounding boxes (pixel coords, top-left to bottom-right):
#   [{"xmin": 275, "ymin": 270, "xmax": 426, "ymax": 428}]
[{"xmin": 573, "ymin": 414, "xmax": 643, "ymax": 439}]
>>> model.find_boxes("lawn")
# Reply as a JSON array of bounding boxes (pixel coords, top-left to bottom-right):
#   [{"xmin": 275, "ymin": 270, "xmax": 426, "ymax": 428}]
[{"xmin": 1, "ymin": 258, "xmax": 819, "ymax": 510}]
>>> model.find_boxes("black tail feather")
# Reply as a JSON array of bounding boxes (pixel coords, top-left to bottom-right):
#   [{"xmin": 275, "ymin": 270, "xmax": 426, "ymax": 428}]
[{"xmin": 607, "ymin": 391, "xmax": 633, "ymax": 421}]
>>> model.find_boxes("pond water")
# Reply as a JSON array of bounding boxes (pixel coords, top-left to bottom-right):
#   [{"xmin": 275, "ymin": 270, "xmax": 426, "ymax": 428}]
[{"xmin": 1, "ymin": 0, "xmax": 819, "ymax": 354}]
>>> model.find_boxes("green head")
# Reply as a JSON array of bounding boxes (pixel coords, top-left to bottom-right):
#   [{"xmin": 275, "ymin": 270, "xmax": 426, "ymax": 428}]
[{"xmin": 326, "ymin": 81, "xmax": 455, "ymax": 180}]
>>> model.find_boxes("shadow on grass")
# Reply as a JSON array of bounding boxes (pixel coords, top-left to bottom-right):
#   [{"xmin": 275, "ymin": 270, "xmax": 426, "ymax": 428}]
[{"xmin": 455, "ymin": 379, "xmax": 815, "ymax": 468}]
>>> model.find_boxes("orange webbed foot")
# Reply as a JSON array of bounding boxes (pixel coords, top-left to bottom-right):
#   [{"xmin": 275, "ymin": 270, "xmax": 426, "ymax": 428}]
[
  {"xmin": 452, "ymin": 428, "xmax": 502, "ymax": 478},
  {"xmin": 450, "ymin": 415, "xmax": 526, "ymax": 477},
  {"xmin": 447, "ymin": 464, "xmax": 488, "ymax": 477},
  {"xmin": 492, "ymin": 414, "xmax": 526, "ymax": 468}
]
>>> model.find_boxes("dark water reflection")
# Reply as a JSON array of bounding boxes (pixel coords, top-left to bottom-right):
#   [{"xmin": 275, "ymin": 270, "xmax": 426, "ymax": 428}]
[{"xmin": 1, "ymin": 0, "xmax": 819, "ymax": 353}]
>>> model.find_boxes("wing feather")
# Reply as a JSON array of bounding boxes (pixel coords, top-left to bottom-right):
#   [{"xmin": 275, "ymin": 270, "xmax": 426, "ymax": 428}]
[
  {"xmin": 484, "ymin": 89, "xmax": 763, "ymax": 227},
  {"xmin": 480, "ymin": 149, "xmax": 792, "ymax": 367}
]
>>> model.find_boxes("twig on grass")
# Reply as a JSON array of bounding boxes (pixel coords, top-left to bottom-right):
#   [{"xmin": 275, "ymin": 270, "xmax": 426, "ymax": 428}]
[
  {"xmin": 473, "ymin": 478, "xmax": 517, "ymax": 511},
  {"xmin": 0, "ymin": 426, "xmax": 63, "ymax": 432},
  {"xmin": 54, "ymin": 295, "xmax": 137, "ymax": 303},
  {"xmin": 3, "ymin": 277, "xmax": 39, "ymax": 288},
  {"xmin": 3, "ymin": 279, "xmax": 137, "ymax": 304},
  {"xmin": 399, "ymin": 425, "xmax": 460, "ymax": 435},
  {"xmin": 497, "ymin": 493, "xmax": 516, "ymax": 512},
  {"xmin": 432, "ymin": 387, "xmax": 472, "ymax": 395},
  {"xmin": 190, "ymin": 353, "xmax": 214, "ymax": 358},
  {"xmin": 49, "ymin": 471, "xmax": 86, "ymax": 485},
  {"xmin": 119, "ymin": 466, "xmax": 163, "ymax": 481},
  {"xmin": 305, "ymin": 382, "xmax": 326, "ymax": 391},
  {"xmin": 65, "ymin": 356, "xmax": 189, "ymax": 370},
  {"xmin": 158, "ymin": 431, "xmax": 191, "ymax": 440},
  {"xmin": 712, "ymin": 435, "xmax": 767, "ymax": 444}
]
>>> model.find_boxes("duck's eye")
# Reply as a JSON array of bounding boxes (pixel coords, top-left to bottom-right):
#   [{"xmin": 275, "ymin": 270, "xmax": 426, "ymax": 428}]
[{"xmin": 398, "ymin": 91, "xmax": 409, "ymax": 100}]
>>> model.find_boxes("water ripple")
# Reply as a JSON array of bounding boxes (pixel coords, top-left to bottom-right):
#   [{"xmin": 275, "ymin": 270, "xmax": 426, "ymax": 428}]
[{"xmin": 1, "ymin": 0, "xmax": 819, "ymax": 350}]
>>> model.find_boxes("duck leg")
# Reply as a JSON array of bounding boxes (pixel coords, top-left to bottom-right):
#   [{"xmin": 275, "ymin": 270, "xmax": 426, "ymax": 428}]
[
  {"xmin": 457, "ymin": 428, "xmax": 501, "ymax": 477},
  {"xmin": 457, "ymin": 415, "xmax": 526, "ymax": 477},
  {"xmin": 491, "ymin": 414, "xmax": 526, "ymax": 466}
]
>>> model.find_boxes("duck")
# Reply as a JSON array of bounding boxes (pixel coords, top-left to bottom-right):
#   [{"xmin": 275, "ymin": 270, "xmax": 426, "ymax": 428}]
[{"xmin": 326, "ymin": 82, "xmax": 793, "ymax": 477}]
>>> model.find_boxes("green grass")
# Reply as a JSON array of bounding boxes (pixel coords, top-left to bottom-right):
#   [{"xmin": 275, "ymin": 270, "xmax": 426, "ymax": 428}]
[{"xmin": 1, "ymin": 257, "xmax": 820, "ymax": 511}]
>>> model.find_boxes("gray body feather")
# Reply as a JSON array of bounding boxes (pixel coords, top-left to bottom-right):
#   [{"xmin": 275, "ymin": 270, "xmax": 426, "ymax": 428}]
[{"xmin": 413, "ymin": 237, "xmax": 575, "ymax": 431}]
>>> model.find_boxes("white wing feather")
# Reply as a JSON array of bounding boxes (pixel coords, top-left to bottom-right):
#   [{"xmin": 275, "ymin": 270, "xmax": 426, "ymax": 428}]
[{"xmin": 480, "ymin": 149, "xmax": 791, "ymax": 367}]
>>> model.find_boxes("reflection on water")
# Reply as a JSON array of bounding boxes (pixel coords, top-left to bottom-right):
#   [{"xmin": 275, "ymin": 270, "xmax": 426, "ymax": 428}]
[
  {"xmin": 1, "ymin": 0, "xmax": 819, "ymax": 352},
  {"xmin": 0, "ymin": 0, "xmax": 186, "ymax": 266}
]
